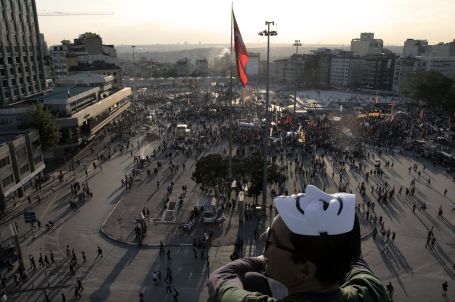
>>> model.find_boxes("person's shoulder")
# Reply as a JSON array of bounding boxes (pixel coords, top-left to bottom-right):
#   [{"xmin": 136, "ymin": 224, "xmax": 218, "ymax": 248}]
[
  {"xmin": 341, "ymin": 259, "xmax": 388, "ymax": 301},
  {"xmin": 218, "ymin": 287, "xmax": 278, "ymax": 302}
]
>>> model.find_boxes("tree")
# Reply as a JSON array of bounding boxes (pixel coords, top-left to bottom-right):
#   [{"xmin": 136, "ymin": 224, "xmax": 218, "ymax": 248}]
[
  {"xmin": 442, "ymin": 83, "xmax": 455, "ymax": 112},
  {"xmin": 18, "ymin": 103, "xmax": 61, "ymax": 150},
  {"xmin": 192, "ymin": 154, "xmax": 227, "ymax": 190},
  {"xmin": 404, "ymin": 70, "xmax": 455, "ymax": 110},
  {"xmin": 193, "ymin": 151, "xmax": 287, "ymax": 202}
]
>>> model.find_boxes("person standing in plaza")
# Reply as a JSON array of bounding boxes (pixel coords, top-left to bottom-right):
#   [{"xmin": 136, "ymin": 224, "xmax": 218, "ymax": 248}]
[
  {"xmin": 173, "ymin": 288, "xmax": 179, "ymax": 302},
  {"xmin": 386, "ymin": 282, "xmax": 394, "ymax": 301},
  {"xmin": 96, "ymin": 246, "xmax": 103, "ymax": 258},
  {"xmin": 165, "ymin": 279, "xmax": 172, "ymax": 294},
  {"xmin": 442, "ymin": 281, "xmax": 448, "ymax": 296}
]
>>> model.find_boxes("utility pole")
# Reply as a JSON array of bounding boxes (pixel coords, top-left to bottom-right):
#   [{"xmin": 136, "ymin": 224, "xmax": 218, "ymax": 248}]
[
  {"xmin": 258, "ymin": 22, "xmax": 277, "ymax": 207},
  {"xmin": 293, "ymin": 40, "xmax": 302, "ymax": 120}
]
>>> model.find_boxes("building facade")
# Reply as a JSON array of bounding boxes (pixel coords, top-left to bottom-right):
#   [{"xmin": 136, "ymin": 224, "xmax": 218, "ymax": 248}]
[
  {"xmin": 175, "ymin": 58, "xmax": 193, "ymax": 77},
  {"xmin": 403, "ymin": 39, "xmax": 429, "ymax": 57},
  {"xmin": 393, "ymin": 56, "xmax": 455, "ymax": 93},
  {"xmin": 37, "ymin": 72, "xmax": 131, "ymax": 153},
  {"xmin": 0, "ymin": 0, "xmax": 47, "ymax": 106},
  {"xmin": 194, "ymin": 59, "xmax": 208, "ymax": 76},
  {"xmin": 0, "ymin": 129, "xmax": 44, "ymax": 210},
  {"xmin": 351, "ymin": 33, "xmax": 384, "ymax": 57},
  {"xmin": 50, "ymin": 33, "xmax": 122, "ymax": 87},
  {"xmin": 330, "ymin": 52, "xmax": 360, "ymax": 89},
  {"xmin": 359, "ymin": 52, "xmax": 396, "ymax": 91}
]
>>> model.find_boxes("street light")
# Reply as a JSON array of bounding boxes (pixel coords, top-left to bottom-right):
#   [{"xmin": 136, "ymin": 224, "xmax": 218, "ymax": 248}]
[
  {"xmin": 132, "ymin": 45, "xmax": 136, "ymax": 100},
  {"xmin": 258, "ymin": 21, "xmax": 277, "ymax": 207},
  {"xmin": 293, "ymin": 39, "xmax": 302, "ymax": 119}
]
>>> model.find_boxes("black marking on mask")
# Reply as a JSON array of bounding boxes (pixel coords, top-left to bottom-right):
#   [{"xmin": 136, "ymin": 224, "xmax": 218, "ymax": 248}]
[
  {"xmin": 296, "ymin": 195, "xmax": 304, "ymax": 215},
  {"xmin": 320, "ymin": 199, "xmax": 329, "ymax": 210},
  {"xmin": 336, "ymin": 196, "xmax": 344, "ymax": 215}
]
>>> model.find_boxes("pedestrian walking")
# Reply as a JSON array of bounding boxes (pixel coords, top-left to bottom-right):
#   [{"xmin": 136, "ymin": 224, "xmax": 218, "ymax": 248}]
[
  {"xmin": 437, "ymin": 205, "xmax": 443, "ymax": 219},
  {"xmin": 139, "ymin": 292, "xmax": 144, "ymax": 302},
  {"xmin": 44, "ymin": 289, "xmax": 50, "ymax": 302},
  {"xmin": 96, "ymin": 246, "xmax": 103, "ymax": 258},
  {"xmin": 173, "ymin": 288, "xmax": 179, "ymax": 302},
  {"xmin": 152, "ymin": 271, "xmax": 158, "ymax": 284},
  {"xmin": 76, "ymin": 277, "xmax": 84, "ymax": 293},
  {"xmin": 167, "ymin": 249, "xmax": 171, "ymax": 261},
  {"xmin": 74, "ymin": 284, "xmax": 81, "ymax": 300},
  {"xmin": 442, "ymin": 281, "xmax": 448, "ymax": 296},
  {"xmin": 386, "ymin": 282, "xmax": 394, "ymax": 301},
  {"xmin": 50, "ymin": 250, "xmax": 55, "ymax": 264},
  {"xmin": 81, "ymin": 250, "xmax": 87, "ymax": 263},
  {"xmin": 165, "ymin": 279, "xmax": 172, "ymax": 293},
  {"xmin": 61, "ymin": 292, "xmax": 66, "ymax": 302}
]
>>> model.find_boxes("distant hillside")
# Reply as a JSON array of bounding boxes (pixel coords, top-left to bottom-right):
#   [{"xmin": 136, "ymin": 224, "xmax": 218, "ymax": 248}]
[{"xmin": 117, "ymin": 44, "xmax": 403, "ymax": 64}]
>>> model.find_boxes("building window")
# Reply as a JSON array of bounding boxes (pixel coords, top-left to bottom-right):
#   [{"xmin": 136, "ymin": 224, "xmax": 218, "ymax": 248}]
[
  {"xmin": 19, "ymin": 163, "xmax": 29, "ymax": 175},
  {"xmin": 0, "ymin": 156, "xmax": 11, "ymax": 168},
  {"xmin": 16, "ymin": 146, "xmax": 27, "ymax": 158},
  {"xmin": 33, "ymin": 155, "xmax": 42, "ymax": 165},
  {"xmin": 2, "ymin": 174, "xmax": 15, "ymax": 188}
]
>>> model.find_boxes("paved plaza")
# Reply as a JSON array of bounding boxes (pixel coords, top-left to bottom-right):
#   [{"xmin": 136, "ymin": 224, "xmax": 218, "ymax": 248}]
[{"xmin": 0, "ymin": 92, "xmax": 454, "ymax": 302}]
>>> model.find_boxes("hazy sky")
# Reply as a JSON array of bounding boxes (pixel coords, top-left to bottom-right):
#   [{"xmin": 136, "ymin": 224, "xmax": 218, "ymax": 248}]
[{"xmin": 37, "ymin": 0, "xmax": 455, "ymax": 46}]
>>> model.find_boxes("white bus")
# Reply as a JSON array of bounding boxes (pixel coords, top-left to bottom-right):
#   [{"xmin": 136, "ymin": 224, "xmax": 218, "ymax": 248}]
[{"xmin": 176, "ymin": 124, "xmax": 190, "ymax": 140}]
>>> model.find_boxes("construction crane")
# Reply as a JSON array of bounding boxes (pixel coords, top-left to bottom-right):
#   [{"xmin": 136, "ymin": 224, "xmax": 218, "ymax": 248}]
[{"xmin": 38, "ymin": 11, "xmax": 114, "ymax": 17}]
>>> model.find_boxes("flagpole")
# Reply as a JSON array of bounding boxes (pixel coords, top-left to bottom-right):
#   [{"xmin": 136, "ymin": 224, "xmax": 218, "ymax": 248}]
[{"xmin": 228, "ymin": 4, "xmax": 233, "ymax": 180}]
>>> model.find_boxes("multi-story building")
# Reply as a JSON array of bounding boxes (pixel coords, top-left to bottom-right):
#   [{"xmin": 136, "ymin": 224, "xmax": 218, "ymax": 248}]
[
  {"xmin": 285, "ymin": 54, "xmax": 305, "ymax": 86},
  {"xmin": 393, "ymin": 56, "xmax": 455, "ymax": 93},
  {"xmin": 0, "ymin": 129, "xmax": 44, "ymax": 210},
  {"xmin": 359, "ymin": 52, "xmax": 396, "ymax": 91},
  {"xmin": 69, "ymin": 62, "xmax": 123, "ymax": 90},
  {"xmin": 270, "ymin": 59, "xmax": 288, "ymax": 83},
  {"xmin": 50, "ymin": 33, "xmax": 122, "ymax": 87},
  {"xmin": 403, "ymin": 39, "xmax": 429, "ymax": 57},
  {"xmin": 313, "ymin": 48, "xmax": 332, "ymax": 87},
  {"xmin": 426, "ymin": 40, "xmax": 455, "ymax": 57},
  {"xmin": 176, "ymin": 58, "xmax": 193, "ymax": 77},
  {"xmin": 36, "ymin": 72, "xmax": 131, "ymax": 156},
  {"xmin": 330, "ymin": 51, "xmax": 360, "ymax": 89},
  {"xmin": 351, "ymin": 33, "xmax": 384, "ymax": 57},
  {"xmin": 194, "ymin": 59, "xmax": 208, "ymax": 76},
  {"xmin": 302, "ymin": 55, "xmax": 320, "ymax": 88},
  {"xmin": 49, "ymin": 44, "xmax": 71, "ymax": 79},
  {"xmin": 392, "ymin": 56, "xmax": 418, "ymax": 93},
  {"xmin": 0, "ymin": 0, "xmax": 47, "ymax": 106}
]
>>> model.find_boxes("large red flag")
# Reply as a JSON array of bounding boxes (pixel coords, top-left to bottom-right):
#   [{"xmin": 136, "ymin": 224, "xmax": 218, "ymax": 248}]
[{"xmin": 233, "ymin": 11, "xmax": 248, "ymax": 87}]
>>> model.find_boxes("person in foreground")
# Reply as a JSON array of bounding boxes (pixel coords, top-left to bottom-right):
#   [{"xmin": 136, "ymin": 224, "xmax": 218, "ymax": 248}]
[{"xmin": 207, "ymin": 185, "xmax": 388, "ymax": 302}]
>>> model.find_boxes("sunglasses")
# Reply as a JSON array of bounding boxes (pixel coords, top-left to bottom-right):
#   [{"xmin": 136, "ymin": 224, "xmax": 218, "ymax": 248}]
[{"xmin": 263, "ymin": 226, "xmax": 295, "ymax": 253}]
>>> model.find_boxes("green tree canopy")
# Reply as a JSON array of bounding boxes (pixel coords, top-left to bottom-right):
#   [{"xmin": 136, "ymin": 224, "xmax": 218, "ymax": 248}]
[
  {"xmin": 192, "ymin": 154, "xmax": 227, "ymax": 189},
  {"xmin": 404, "ymin": 70, "xmax": 455, "ymax": 111},
  {"xmin": 18, "ymin": 103, "xmax": 61, "ymax": 151},
  {"xmin": 193, "ymin": 151, "xmax": 287, "ymax": 200}
]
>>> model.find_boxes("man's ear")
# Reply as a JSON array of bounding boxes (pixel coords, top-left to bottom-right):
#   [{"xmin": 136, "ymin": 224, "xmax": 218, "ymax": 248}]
[{"xmin": 299, "ymin": 261, "xmax": 316, "ymax": 281}]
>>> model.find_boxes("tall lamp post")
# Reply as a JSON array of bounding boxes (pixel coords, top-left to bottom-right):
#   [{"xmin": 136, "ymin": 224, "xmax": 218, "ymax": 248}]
[
  {"xmin": 293, "ymin": 40, "xmax": 302, "ymax": 120},
  {"xmin": 131, "ymin": 45, "xmax": 136, "ymax": 100},
  {"xmin": 258, "ymin": 21, "xmax": 277, "ymax": 207}
]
